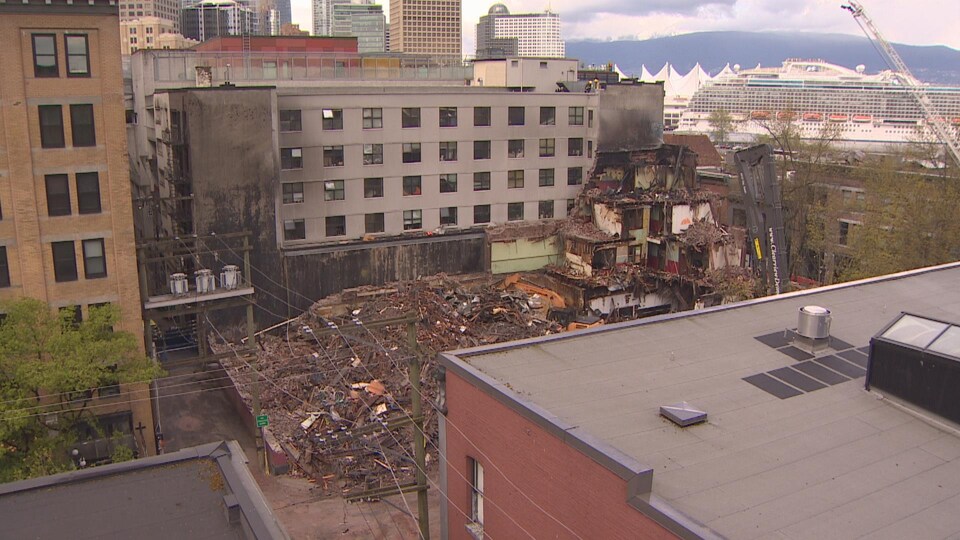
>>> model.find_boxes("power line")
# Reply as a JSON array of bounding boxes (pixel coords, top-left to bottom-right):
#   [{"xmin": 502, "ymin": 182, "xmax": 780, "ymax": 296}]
[{"xmin": 202, "ymin": 234, "xmax": 575, "ymax": 536}]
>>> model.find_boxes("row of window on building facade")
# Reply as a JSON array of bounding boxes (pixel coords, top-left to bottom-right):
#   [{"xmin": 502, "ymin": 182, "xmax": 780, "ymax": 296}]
[
  {"xmin": 282, "ymin": 167, "xmax": 583, "ymax": 204},
  {"xmin": 279, "ymin": 105, "xmax": 593, "ymax": 132},
  {"xmin": 282, "ymin": 199, "xmax": 574, "ymax": 241},
  {"xmin": 280, "ymin": 138, "xmax": 592, "ymax": 170},
  {"xmin": 31, "ymin": 33, "xmax": 91, "ymax": 78},
  {"xmin": 0, "ymin": 237, "xmax": 107, "ymax": 290}
]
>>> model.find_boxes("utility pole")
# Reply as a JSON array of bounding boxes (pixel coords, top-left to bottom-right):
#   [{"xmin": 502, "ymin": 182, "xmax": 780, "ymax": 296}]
[
  {"xmin": 244, "ymin": 234, "xmax": 266, "ymax": 473},
  {"xmin": 407, "ymin": 321, "xmax": 430, "ymax": 540}
]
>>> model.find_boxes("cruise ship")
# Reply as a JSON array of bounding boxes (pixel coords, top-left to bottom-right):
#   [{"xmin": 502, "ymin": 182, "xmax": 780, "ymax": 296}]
[{"xmin": 675, "ymin": 59, "xmax": 960, "ymax": 148}]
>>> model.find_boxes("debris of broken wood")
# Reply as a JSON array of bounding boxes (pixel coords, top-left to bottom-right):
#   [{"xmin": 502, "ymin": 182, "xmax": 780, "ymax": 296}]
[{"xmin": 214, "ymin": 274, "xmax": 563, "ymax": 497}]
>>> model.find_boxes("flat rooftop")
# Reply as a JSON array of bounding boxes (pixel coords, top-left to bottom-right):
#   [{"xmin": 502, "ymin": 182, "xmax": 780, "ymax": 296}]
[
  {"xmin": 448, "ymin": 263, "xmax": 960, "ymax": 539},
  {"xmin": 0, "ymin": 441, "xmax": 288, "ymax": 540}
]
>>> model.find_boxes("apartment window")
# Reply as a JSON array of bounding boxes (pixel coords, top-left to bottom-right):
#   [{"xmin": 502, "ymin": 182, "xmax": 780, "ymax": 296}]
[
  {"xmin": 52, "ymin": 241, "xmax": 78, "ymax": 282},
  {"xmin": 588, "ymin": 109, "xmax": 595, "ymax": 128},
  {"xmin": 508, "ymin": 202, "xmax": 524, "ymax": 221},
  {"xmin": 440, "ymin": 173, "xmax": 458, "ymax": 193},
  {"xmin": 82, "ymin": 239, "xmax": 107, "ymax": 279},
  {"xmin": 362, "ymin": 108, "xmax": 383, "ymax": 129},
  {"xmin": 839, "ymin": 220, "xmax": 859, "ymax": 246},
  {"xmin": 0, "ymin": 247, "xmax": 9, "ymax": 288},
  {"xmin": 539, "ymin": 61, "xmax": 548, "ymax": 69},
  {"xmin": 568, "ymin": 199, "xmax": 577, "ymax": 213},
  {"xmin": 32, "ymin": 34, "xmax": 58, "ymax": 78},
  {"xmin": 439, "ymin": 107, "xmax": 457, "ymax": 127},
  {"xmin": 282, "ymin": 182, "xmax": 304, "ymax": 204},
  {"xmin": 45, "ymin": 174, "xmax": 71, "ymax": 216},
  {"xmin": 567, "ymin": 167, "xmax": 583, "ymax": 186},
  {"xmin": 61, "ymin": 305, "xmax": 83, "ymax": 328},
  {"xmin": 508, "ymin": 139, "xmax": 524, "ymax": 158},
  {"xmin": 568, "ymin": 138, "xmax": 584, "ymax": 157},
  {"xmin": 70, "ymin": 104, "xmax": 96, "ymax": 147},
  {"xmin": 474, "ymin": 107, "xmax": 491, "ymax": 127},
  {"xmin": 539, "ymin": 200, "xmax": 555, "ymax": 219},
  {"xmin": 280, "ymin": 147, "xmax": 302, "ymax": 169},
  {"xmin": 507, "ymin": 170, "xmax": 524, "ymax": 189},
  {"xmin": 403, "ymin": 209, "xmax": 422, "ymax": 230},
  {"xmin": 76, "ymin": 172, "xmax": 101, "ymax": 214},
  {"xmin": 569, "ymin": 106, "xmax": 584, "ymax": 126},
  {"xmin": 540, "ymin": 107, "xmax": 556, "ymax": 126},
  {"xmin": 363, "ymin": 144, "xmax": 383, "ymax": 165},
  {"xmin": 402, "ymin": 143, "xmax": 421, "ymax": 163},
  {"xmin": 588, "ymin": 140, "xmax": 594, "ymax": 158},
  {"xmin": 321, "ymin": 108, "xmax": 343, "ymax": 130},
  {"xmin": 440, "ymin": 207, "xmax": 457, "ymax": 226},
  {"xmin": 39, "ymin": 105, "xmax": 65, "ymax": 148},
  {"xmin": 402, "ymin": 107, "xmax": 421, "ymax": 128},
  {"xmin": 283, "ymin": 219, "xmax": 305, "ymax": 240},
  {"xmin": 474, "ymin": 205, "xmax": 490, "ymax": 224},
  {"xmin": 539, "ymin": 168, "xmax": 555, "ymax": 187},
  {"xmin": 473, "ymin": 172, "xmax": 490, "ymax": 191},
  {"xmin": 364, "ymin": 177, "xmax": 383, "ymax": 198},
  {"xmin": 325, "ymin": 216, "xmax": 346, "ymax": 236},
  {"xmin": 324, "ymin": 180, "xmax": 344, "ymax": 201},
  {"xmin": 65, "ymin": 35, "xmax": 90, "ymax": 77},
  {"xmin": 439, "ymin": 141, "xmax": 458, "ymax": 162},
  {"xmin": 323, "ymin": 146, "xmax": 344, "ymax": 167},
  {"xmin": 508, "ymin": 107, "xmax": 525, "ymax": 126},
  {"xmin": 474, "ymin": 140, "xmax": 491, "ymax": 160},
  {"xmin": 365, "ymin": 213, "xmax": 384, "ymax": 233},
  {"xmin": 279, "ymin": 110, "xmax": 301, "ymax": 132},
  {"xmin": 403, "ymin": 176, "xmax": 422, "ymax": 196},
  {"xmin": 539, "ymin": 138, "xmax": 555, "ymax": 157}
]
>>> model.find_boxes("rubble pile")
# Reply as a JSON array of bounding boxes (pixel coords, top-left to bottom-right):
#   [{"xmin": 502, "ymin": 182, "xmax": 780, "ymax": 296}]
[
  {"xmin": 678, "ymin": 219, "xmax": 728, "ymax": 248},
  {"xmin": 217, "ymin": 274, "xmax": 562, "ymax": 498}
]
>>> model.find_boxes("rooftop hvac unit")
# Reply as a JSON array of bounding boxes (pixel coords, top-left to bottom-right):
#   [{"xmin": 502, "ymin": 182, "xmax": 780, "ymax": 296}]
[
  {"xmin": 169, "ymin": 273, "xmax": 189, "ymax": 296},
  {"xmin": 220, "ymin": 265, "xmax": 241, "ymax": 290},
  {"xmin": 195, "ymin": 269, "xmax": 216, "ymax": 294},
  {"xmin": 797, "ymin": 305, "xmax": 831, "ymax": 339}
]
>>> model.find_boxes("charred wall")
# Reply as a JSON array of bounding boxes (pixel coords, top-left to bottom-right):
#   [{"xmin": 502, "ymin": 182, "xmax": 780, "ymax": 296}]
[
  {"xmin": 278, "ymin": 234, "xmax": 487, "ymax": 320},
  {"xmin": 597, "ymin": 83, "xmax": 665, "ymax": 153},
  {"xmin": 175, "ymin": 87, "xmax": 285, "ymax": 325}
]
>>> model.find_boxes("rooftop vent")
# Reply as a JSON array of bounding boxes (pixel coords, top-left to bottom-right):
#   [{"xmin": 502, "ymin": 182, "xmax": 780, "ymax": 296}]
[
  {"xmin": 868, "ymin": 312, "xmax": 960, "ymax": 424},
  {"xmin": 797, "ymin": 305, "xmax": 831, "ymax": 339},
  {"xmin": 660, "ymin": 402, "xmax": 707, "ymax": 427},
  {"xmin": 793, "ymin": 305, "xmax": 832, "ymax": 354}
]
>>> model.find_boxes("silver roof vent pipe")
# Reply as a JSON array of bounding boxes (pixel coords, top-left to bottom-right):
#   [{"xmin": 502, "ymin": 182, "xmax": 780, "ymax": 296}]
[{"xmin": 795, "ymin": 305, "xmax": 831, "ymax": 353}]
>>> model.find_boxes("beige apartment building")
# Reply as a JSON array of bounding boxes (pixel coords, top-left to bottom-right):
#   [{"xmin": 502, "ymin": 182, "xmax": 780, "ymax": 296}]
[
  {"xmin": 119, "ymin": 0, "xmax": 180, "ymax": 33},
  {"xmin": 0, "ymin": 1, "xmax": 155, "ymax": 457},
  {"xmin": 119, "ymin": 17, "xmax": 197, "ymax": 55},
  {"xmin": 389, "ymin": 0, "xmax": 461, "ymax": 58}
]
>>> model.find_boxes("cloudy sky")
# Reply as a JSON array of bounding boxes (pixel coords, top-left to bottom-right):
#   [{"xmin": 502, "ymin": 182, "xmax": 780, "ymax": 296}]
[{"xmin": 291, "ymin": 0, "xmax": 960, "ymax": 53}]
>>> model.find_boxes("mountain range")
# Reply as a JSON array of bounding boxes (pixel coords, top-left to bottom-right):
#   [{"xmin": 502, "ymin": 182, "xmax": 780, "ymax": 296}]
[{"xmin": 566, "ymin": 32, "xmax": 960, "ymax": 85}]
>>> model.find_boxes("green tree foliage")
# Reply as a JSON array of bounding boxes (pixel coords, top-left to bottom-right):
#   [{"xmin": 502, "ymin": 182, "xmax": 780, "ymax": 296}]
[
  {"xmin": 708, "ymin": 108, "xmax": 735, "ymax": 146},
  {"xmin": 0, "ymin": 299, "xmax": 162, "ymax": 481},
  {"xmin": 837, "ymin": 159, "xmax": 960, "ymax": 281},
  {"xmin": 755, "ymin": 114, "xmax": 843, "ymax": 280}
]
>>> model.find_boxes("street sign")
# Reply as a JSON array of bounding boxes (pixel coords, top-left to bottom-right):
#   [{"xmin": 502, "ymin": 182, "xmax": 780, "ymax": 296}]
[{"xmin": 256, "ymin": 414, "xmax": 269, "ymax": 428}]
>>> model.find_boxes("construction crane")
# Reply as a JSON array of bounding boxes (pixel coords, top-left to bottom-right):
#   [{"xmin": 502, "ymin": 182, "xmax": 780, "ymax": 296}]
[{"xmin": 841, "ymin": 1, "xmax": 960, "ymax": 167}]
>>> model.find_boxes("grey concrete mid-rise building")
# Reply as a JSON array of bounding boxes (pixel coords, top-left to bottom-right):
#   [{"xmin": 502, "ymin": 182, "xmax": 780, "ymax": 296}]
[{"xmin": 275, "ymin": 88, "xmax": 599, "ymax": 244}]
